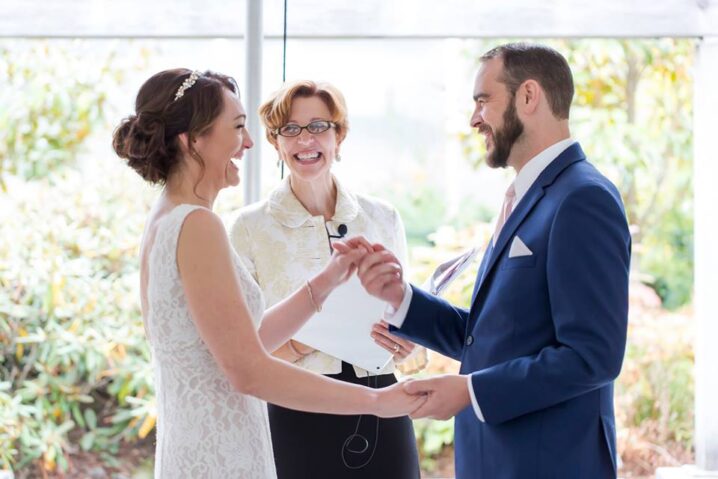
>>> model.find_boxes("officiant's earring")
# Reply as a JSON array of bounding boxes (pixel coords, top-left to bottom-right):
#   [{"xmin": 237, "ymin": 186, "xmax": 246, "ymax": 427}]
[{"xmin": 335, "ymin": 153, "xmax": 342, "ymax": 162}]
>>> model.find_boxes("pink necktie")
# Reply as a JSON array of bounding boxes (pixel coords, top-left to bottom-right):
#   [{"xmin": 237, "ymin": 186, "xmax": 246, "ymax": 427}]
[{"xmin": 493, "ymin": 183, "xmax": 516, "ymax": 245}]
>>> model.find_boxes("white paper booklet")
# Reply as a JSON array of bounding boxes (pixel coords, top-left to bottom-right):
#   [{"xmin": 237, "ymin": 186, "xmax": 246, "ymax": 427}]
[
  {"xmin": 293, "ymin": 247, "xmax": 478, "ymax": 371},
  {"xmin": 293, "ymin": 275, "xmax": 393, "ymax": 373}
]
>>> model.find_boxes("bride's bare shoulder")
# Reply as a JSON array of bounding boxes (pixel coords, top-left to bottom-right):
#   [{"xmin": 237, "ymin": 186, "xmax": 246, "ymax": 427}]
[{"xmin": 177, "ymin": 208, "xmax": 226, "ymax": 254}]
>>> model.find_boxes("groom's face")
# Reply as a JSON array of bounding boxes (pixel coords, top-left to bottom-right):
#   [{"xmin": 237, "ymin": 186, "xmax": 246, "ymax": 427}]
[{"xmin": 470, "ymin": 59, "xmax": 524, "ymax": 169}]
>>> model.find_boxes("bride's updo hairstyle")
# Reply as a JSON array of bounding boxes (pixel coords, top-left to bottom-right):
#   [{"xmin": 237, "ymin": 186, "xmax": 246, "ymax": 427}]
[{"xmin": 113, "ymin": 68, "xmax": 239, "ymax": 185}]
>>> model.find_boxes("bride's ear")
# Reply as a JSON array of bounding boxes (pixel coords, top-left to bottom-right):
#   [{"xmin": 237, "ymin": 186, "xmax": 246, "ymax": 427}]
[{"xmin": 178, "ymin": 132, "xmax": 190, "ymax": 152}]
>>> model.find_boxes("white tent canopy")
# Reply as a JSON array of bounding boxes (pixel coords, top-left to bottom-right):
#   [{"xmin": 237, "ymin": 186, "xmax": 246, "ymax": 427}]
[
  {"xmin": 4, "ymin": 0, "xmax": 718, "ymax": 475},
  {"xmin": 2, "ymin": 0, "xmax": 717, "ymax": 38}
]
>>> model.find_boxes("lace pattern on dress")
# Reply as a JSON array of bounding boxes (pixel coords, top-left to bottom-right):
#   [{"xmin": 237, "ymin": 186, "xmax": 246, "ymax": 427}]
[{"xmin": 146, "ymin": 204, "xmax": 276, "ymax": 479}]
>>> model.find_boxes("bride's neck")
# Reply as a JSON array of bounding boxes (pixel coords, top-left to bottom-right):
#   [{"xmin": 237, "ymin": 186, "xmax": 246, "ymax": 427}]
[{"xmin": 164, "ymin": 168, "xmax": 217, "ymax": 209}]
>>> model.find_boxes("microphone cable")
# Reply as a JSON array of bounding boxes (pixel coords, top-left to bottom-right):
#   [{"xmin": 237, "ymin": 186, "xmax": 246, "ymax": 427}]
[{"xmin": 341, "ymin": 373, "xmax": 381, "ymax": 470}]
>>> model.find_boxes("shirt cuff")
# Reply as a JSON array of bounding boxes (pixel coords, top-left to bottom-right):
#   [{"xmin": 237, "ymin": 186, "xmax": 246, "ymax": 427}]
[
  {"xmin": 383, "ymin": 282, "xmax": 413, "ymax": 329},
  {"xmin": 467, "ymin": 374, "xmax": 485, "ymax": 422}
]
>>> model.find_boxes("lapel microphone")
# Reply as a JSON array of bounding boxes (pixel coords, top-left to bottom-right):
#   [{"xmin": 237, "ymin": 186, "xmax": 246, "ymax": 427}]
[{"xmin": 327, "ymin": 223, "xmax": 348, "ymax": 239}]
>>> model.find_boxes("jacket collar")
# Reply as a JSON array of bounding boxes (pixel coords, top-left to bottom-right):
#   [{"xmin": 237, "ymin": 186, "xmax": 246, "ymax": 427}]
[
  {"xmin": 471, "ymin": 142, "xmax": 587, "ymax": 300},
  {"xmin": 268, "ymin": 174, "xmax": 360, "ymax": 228}
]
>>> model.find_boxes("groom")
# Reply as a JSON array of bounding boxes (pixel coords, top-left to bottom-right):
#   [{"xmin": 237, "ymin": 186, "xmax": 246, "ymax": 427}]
[{"xmin": 357, "ymin": 43, "xmax": 631, "ymax": 478}]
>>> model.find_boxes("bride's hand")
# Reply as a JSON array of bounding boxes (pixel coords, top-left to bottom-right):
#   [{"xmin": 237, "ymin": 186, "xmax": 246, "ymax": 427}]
[
  {"xmin": 372, "ymin": 380, "xmax": 428, "ymax": 418},
  {"xmin": 321, "ymin": 236, "xmax": 372, "ymax": 287}
]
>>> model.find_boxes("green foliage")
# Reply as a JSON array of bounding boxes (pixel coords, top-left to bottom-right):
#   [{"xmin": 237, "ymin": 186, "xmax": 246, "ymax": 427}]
[
  {"xmin": 640, "ymin": 209, "xmax": 693, "ymax": 310},
  {"xmin": 0, "ymin": 40, "xmax": 154, "ymax": 474},
  {"xmin": 377, "ymin": 178, "xmax": 494, "ymax": 248},
  {"xmin": 378, "ymin": 178, "xmax": 447, "ymax": 246},
  {"xmin": 0, "ymin": 41, "xmax": 130, "ymax": 186},
  {"xmin": 0, "ymin": 168, "xmax": 155, "ymax": 473},
  {"xmin": 617, "ymin": 310, "xmax": 694, "ymax": 449},
  {"xmin": 413, "ymin": 418, "xmax": 454, "ymax": 471}
]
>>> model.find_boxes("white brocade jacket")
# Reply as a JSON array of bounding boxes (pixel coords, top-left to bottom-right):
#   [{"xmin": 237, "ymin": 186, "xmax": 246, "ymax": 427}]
[{"xmin": 230, "ymin": 175, "xmax": 410, "ymax": 377}]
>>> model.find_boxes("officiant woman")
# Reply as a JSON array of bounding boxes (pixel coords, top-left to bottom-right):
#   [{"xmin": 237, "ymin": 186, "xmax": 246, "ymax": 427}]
[{"xmin": 231, "ymin": 80, "xmax": 424, "ymax": 478}]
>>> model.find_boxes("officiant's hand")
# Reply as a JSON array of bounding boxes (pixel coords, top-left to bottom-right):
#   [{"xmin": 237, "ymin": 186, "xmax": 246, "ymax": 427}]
[
  {"xmin": 371, "ymin": 320, "xmax": 415, "ymax": 362},
  {"xmin": 372, "ymin": 380, "xmax": 428, "ymax": 418},
  {"xmin": 402, "ymin": 374, "xmax": 471, "ymax": 420}
]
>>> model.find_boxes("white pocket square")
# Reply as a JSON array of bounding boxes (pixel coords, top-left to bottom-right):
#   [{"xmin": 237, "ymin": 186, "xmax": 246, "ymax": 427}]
[{"xmin": 508, "ymin": 236, "xmax": 533, "ymax": 258}]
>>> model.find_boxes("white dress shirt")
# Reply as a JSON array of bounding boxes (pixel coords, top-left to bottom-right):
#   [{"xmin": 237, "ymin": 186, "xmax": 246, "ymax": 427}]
[{"xmin": 386, "ymin": 138, "xmax": 575, "ymax": 421}]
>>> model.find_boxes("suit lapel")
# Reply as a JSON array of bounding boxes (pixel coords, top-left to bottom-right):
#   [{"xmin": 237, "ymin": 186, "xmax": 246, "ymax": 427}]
[
  {"xmin": 471, "ymin": 143, "xmax": 587, "ymax": 302},
  {"xmin": 471, "ymin": 241, "xmax": 493, "ymax": 303},
  {"xmin": 472, "ymin": 186, "xmax": 545, "ymax": 296}
]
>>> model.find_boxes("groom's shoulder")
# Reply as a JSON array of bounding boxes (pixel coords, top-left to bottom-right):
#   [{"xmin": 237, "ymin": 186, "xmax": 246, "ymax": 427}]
[{"xmin": 555, "ymin": 158, "xmax": 621, "ymax": 200}]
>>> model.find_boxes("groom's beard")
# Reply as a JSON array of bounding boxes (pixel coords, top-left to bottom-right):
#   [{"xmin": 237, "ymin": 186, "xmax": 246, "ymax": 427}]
[{"xmin": 486, "ymin": 97, "xmax": 524, "ymax": 169}]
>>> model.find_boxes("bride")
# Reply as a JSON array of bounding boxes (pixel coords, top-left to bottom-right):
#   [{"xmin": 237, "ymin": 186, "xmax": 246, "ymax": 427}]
[{"xmin": 112, "ymin": 68, "xmax": 425, "ymax": 478}]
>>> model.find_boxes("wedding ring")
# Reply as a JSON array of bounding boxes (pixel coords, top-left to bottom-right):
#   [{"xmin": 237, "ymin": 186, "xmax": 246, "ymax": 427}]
[{"xmin": 393, "ymin": 343, "xmax": 401, "ymax": 353}]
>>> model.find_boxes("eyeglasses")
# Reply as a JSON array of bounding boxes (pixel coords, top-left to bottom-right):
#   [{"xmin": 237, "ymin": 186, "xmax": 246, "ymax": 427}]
[{"xmin": 274, "ymin": 120, "xmax": 336, "ymax": 137}]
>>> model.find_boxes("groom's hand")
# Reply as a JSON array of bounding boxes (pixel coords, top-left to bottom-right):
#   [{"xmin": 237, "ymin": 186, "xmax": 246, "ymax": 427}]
[
  {"xmin": 402, "ymin": 374, "xmax": 471, "ymax": 420},
  {"xmin": 356, "ymin": 245, "xmax": 405, "ymax": 309}
]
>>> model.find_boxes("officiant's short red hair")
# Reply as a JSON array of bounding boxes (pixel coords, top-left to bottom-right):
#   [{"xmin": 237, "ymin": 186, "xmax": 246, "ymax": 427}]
[{"xmin": 259, "ymin": 80, "xmax": 349, "ymax": 147}]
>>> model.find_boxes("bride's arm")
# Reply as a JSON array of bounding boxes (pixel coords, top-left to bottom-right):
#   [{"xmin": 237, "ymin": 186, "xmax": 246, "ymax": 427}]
[
  {"xmin": 257, "ymin": 254, "xmax": 359, "ymax": 352},
  {"xmin": 177, "ymin": 209, "xmax": 423, "ymax": 417}
]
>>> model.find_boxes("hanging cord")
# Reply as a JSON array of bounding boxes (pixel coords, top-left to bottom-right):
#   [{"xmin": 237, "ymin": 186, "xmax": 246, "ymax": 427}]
[
  {"xmin": 341, "ymin": 374, "xmax": 381, "ymax": 470},
  {"xmin": 280, "ymin": 0, "xmax": 288, "ymax": 179}
]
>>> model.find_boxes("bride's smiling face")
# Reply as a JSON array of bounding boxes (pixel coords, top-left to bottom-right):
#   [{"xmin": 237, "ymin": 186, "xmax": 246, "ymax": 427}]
[{"xmin": 193, "ymin": 88, "xmax": 254, "ymax": 189}]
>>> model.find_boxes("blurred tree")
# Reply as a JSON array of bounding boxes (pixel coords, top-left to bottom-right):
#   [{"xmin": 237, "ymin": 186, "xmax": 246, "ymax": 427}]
[
  {"xmin": 0, "ymin": 40, "xmax": 153, "ymax": 474},
  {"xmin": 0, "ymin": 41, "xmax": 147, "ymax": 188}
]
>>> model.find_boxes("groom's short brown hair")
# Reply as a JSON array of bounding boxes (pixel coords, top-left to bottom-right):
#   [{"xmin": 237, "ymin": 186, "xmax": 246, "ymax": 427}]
[{"xmin": 481, "ymin": 43, "xmax": 574, "ymax": 120}]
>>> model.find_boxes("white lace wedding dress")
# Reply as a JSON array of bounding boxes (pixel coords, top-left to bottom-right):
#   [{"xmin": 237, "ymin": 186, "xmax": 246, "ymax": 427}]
[{"xmin": 146, "ymin": 204, "xmax": 276, "ymax": 478}]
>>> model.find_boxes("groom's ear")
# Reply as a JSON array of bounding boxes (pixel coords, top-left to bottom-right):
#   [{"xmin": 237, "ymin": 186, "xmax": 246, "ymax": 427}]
[{"xmin": 517, "ymin": 79, "xmax": 542, "ymax": 116}]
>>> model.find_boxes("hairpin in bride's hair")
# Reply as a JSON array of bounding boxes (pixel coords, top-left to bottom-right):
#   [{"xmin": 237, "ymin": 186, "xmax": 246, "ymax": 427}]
[{"xmin": 174, "ymin": 71, "xmax": 201, "ymax": 101}]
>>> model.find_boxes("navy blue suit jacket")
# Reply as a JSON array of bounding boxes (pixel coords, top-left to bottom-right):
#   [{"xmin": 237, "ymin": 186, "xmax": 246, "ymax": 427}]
[{"xmin": 394, "ymin": 143, "xmax": 631, "ymax": 478}]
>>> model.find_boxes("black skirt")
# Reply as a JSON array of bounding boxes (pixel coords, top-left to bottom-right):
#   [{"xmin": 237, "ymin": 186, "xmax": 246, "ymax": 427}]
[{"xmin": 268, "ymin": 361, "xmax": 421, "ymax": 479}]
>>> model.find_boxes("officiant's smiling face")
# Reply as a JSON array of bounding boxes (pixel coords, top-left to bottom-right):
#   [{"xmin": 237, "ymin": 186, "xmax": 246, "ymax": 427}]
[
  {"xmin": 470, "ymin": 57, "xmax": 524, "ymax": 169},
  {"xmin": 260, "ymin": 81, "xmax": 349, "ymax": 186},
  {"xmin": 275, "ymin": 95, "xmax": 340, "ymax": 184}
]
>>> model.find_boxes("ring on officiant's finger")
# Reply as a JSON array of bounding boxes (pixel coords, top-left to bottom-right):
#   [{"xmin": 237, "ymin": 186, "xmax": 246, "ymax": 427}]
[{"xmin": 393, "ymin": 343, "xmax": 401, "ymax": 353}]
